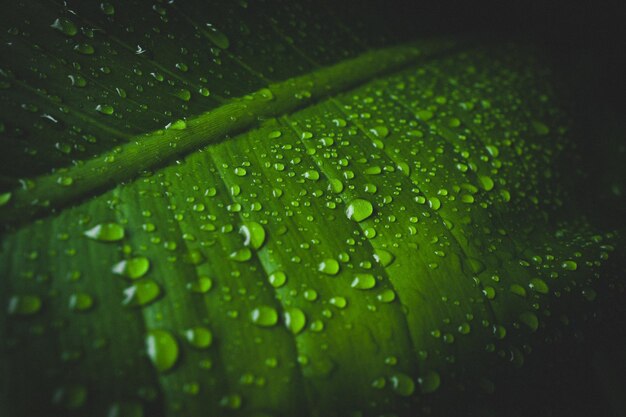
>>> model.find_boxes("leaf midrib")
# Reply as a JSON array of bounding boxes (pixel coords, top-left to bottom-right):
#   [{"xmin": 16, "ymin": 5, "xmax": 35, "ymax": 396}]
[{"xmin": 0, "ymin": 40, "xmax": 460, "ymax": 229}]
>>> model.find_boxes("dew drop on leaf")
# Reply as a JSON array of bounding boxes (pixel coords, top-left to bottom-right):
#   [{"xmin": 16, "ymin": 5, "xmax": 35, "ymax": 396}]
[
  {"xmin": 284, "ymin": 307, "xmax": 306, "ymax": 334},
  {"xmin": 112, "ymin": 257, "xmax": 150, "ymax": 279},
  {"xmin": 52, "ymin": 384, "xmax": 87, "ymax": 409},
  {"xmin": 122, "ymin": 280, "xmax": 161, "ymax": 307},
  {"xmin": 7, "ymin": 294, "xmax": 42, "ymax": 316},
  {"xmin": 84, "ymin": 223, "xmax": 125, "ymax": 242},
  {"xmin": 68, "ymin": 293, "xmax": 94, "ymax": 312},
  {"xmin": 318, "ymin": 258, "xmax": 340, "ymax": 275},
  {"xmin": 389, "ymin": 373, "xmax": 415, "ymax": 396},
  {"xmin": 50, "ymin": 18, "xmax": 77, "ymax": 36},
  {"xmin": 268, "ymin": 271, "xmax": 287, "ymax": 288},
  {"xmin": 346, "ymin": 199, "xmax": 374, "ymax": 222},
  {"xmin": 185, "ymin": 326, "xmax": 213, "ymax": 349},
  {"xmin": 351, "ymin": 273, "xmax": 376, "ymax": 290},
  {"xmin": 250, "ymin": 306, "xmax": 278, "ymax": 327},
  {"xmin": 146, "ymin": 329, "xmax": 179, "ymax": 372},
  {"xmin": 418, "ymin": 370, "xmax": 441, "ymax": 393},
  {"xmin": 561, "ymin": 260, "xmax": 578, "ymax": 270},
  {"xmin": 0, "ymin": 192, "xmax": 11, "ymax": 206},
  {"xmin": 229, "ymin": 247, "xmax": 252, "ymax": 262}
]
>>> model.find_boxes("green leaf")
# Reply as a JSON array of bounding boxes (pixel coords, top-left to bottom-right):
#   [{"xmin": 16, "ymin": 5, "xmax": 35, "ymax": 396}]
[{"xmin": 0, "ymin": 1, "xmax": 615, "ymax": 417}]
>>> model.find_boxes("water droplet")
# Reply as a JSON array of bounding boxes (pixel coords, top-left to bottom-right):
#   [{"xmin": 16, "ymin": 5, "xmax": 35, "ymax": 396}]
[
  {"xmin": 50, "ymin": 18, "xmax": 77, "ymax": 36},
  {"xmin": 418, "ymin": 370, "xmax": 441, "ymax": 393},
  {"xmin": 329, "ymin": 178, "xmax": 344, "ymax": 193},
  {"xmin": 69, "ymin": 293, "xmax": 94, "ymax": 312},
  {"xmin": 183, "ymin": 249, "xmax": 205, "ymax": 265},
  {"xmin": 185, "ymin": 326, "xmax": 213, "ymax": 349},
  {"xmin": 146, "ymin": 329, "xmax": 179, "ymax": 372},
  {"xmin": 389, "ymin": 373, "xmax": 415, "ymax": 396},
  {"xmin": 329, "ymin": 296, "xmax": 347, "ymax": 308},
  {"xmin": 532, "ymin": 120, "xmax": 550, "ymax": 135},
  {"xmin": 351, "ymin": 273, "xmax": 376, "ymax": 290},
  {"xmin": 369, "ymin": 125, "xmax": 389, "ymax": 138},
  {"xmin": 376, "ymin": 289, "xmax": 396, "ymax": 303},
  {"xmin": 518, "ymin": 311, "xmax": 539, "ymax": 332},
  {"xmin": 529, "ymin": 278, "xmax": 549, "ymax": 294},
  {"xmin": 95, "ymin": 104, "xmax": 114, "ymax": 115},
  {"xmin": 561, "ymin": 260, "xmax": 578, "ymax": 270},
  {"xmin": 74, "ymin": 43, "xmax": 95, "ymax": 55},
  {"xmin": 7, "ymin": 294, "xmax": 42, "ymax": 316},
  {"xmin": 303, "ymin": 170, "xmax": 320, "ymax": 181},
  {"xmin": 268, "ymin": 130, "xmax": 282, "ymax": 139},
  {"xmin": 187, "ymin": 276, "xmax": 213, "ymax": 293},
  {"xmin": 510, "ymin": 284, "xmax": 527, "ymax": 297},
  {"xmin": 123, "ymin": 280, "xmax": 161, "ymax": 307},
  {"xmin": 478, "ymin": 175, "xmax": 495, "ymax": 191},
  {"xmin": 0, "ymin": 192, "xmax": 11, "ymax": 207},
  {"xmin": 318, "ymin": 259, "xmax": 340, "ymax": 275},
  {"xmin": 428, "ymin": 197, "xmax": 441, "ymax": 211},
  {"xmin": 52, "ymin": 384, "xmax": 87, "ymax": 409},
  {"xmin": 112, "ymin": 257, "xmax": 150, "ymax": 279},
  {"xmin": 268, "ymin": 271, "xmax": 287, "ymax": 288},
  {"xmin": 346, "ymin": 199, "xmax": 374, "ymax": 222},
  {"xmin": 166, "ymin": 119, "xmax": 187, "ymax": 130},
  {"xmin": 239, "ymin": 222, "xmax": 265, "ymax": 250},
  {"xmin": 284, "ymin": 307, "xmax": 306, "ymax": 334},
  {"xmin": 56, "ymin": 176, "xmax": 74, "ymax": 187},
  {"xmin": 458, "ymin": 322, "xmax": 471, "ymax": 334},
  {"xmin": 374, "ymin": 249, "xmax": 394, "ymax": 267},
  {"xmin": 205, "ymin": 23, "xmax": 230, "ymax": 49},
  {"xmin": 229, "ymin": 248, "xmax": 252, "ymax": 262},
  {"xmin": 100, "ymin": 2, "xmax": 115, "ymax": 15},
  {"xmin": 84, "ymin": 223, "xmax": 125, "ymax": 242},
  {"xmin": 417, "ymin": 110, "xmax": 433, "ymax": 121},
  {"xmin": 250, "ymin": 306, "xmax": 278, "ymax": 327}
]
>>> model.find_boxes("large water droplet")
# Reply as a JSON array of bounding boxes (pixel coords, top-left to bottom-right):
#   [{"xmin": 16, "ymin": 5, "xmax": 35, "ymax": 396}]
[
  {"xmin": 112, "ymin": 257, "xmax": 150, "ymax": 279},
  {"xmin": 240, "ymin": 222, "xmax": 266, "ymax": 249},
  {"xmin": 389, "ymin": 373, "xmax": 415, "ymax": 396},
  {"xmin": 84, "ymin": 223, "xmax": 124, "ymax": 242},
  {"xmin": 185, "ymin": 326, "xmax": 213, "ymax": 349},
  {"xmin": 346, "ymin": 199, "xmax": 374, "ymax": 222},
  {"xmin": 146, "ymin": 329, "xmax": 179, "ymax": 372},
  {"xmin": 250, "ymin": 306, "xmax": 278, "ymax": 327},
  {"xmin": 418, "ymin": 370, "xmax": 441, "ymax": 393},
  {"xmin": 351, "ymin": 273, "xmax": 376, "ymax": 290},
  {"xmin": 318, "ymin": 259, "xmax": 340, "ymax": 275},
  {"xmin": 123, "ymin": 280, "xmax": 161, "ymax": 307},
  {"xmin": 284, "ymin": 307, "xmax": 306, "ymax": 334}
]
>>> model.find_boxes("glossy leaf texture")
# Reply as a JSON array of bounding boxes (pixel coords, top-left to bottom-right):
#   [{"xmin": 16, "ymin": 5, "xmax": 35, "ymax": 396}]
[{"xmin": 0, "ymin": 1, "xmax": 615, "ymax": 417}]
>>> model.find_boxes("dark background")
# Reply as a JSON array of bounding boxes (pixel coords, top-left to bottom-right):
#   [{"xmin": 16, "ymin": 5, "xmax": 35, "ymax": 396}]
[{"xmin": 358, "ymin": 0, "xmax": 626, "ymax": 415}]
